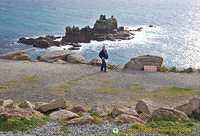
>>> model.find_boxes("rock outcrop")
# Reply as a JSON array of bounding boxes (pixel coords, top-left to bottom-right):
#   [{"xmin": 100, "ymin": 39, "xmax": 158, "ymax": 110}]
[
  {"xmin": 67, "ymin": 54, "xmax": 87, "ymax": 64},
  {"xmin": 111, "ymin": 105, "xmax": 138, "ymax": 118},
  {"xmin": 135, "ymin": 100, "xmax": 157, "ymax": 116},
  {"xmin": 0, "ymin": 51, "xmax": 31, "ymax": 61},
  {"xmin": 114, "ymin": 114, "xmax": 145, "ymax": 124},
  {"xmin": 18, "ymin": 100, "xmax": 35, "ymax": 110},
  {"xmin": 124, "ymin": 55, "xmax": 163, "ymax": 71},
  {"xmin": 0, "ymin": 99, "xmax": 13, "ymax": 108},
  {"xmin": 65, "ymin": 115, "xmax": 94, "ymax": 125},
  {"xmin": 69, "ymin": 105, "xmax": 86, "ymax": 114},
  {"xmin": 50, "ymin": 110, "xmax": 79, "ymax": 120},
  {"xmin": 89, "ymin": 103, "xmax": 109, "ymax": 117}
]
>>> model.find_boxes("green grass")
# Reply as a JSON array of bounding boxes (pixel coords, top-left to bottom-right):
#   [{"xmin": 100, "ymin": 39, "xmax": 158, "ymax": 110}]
[
  {"xmin": 0, "ymin": 116, "xmax": 50, "ymax": 133},
  {"xmin": 89, "ymin": 112, "xmax": 104, "ymax": 125},
  {"xmin": 90, "ymin": 88, "xmax": 120, "ymax": 94},
  {"xmin": 0, "ymin": 85, "xmax": 16, "ymax": 93},
  {"xmin": 132, "ymin": 86, "xmax": 200, "ymax": 101}
]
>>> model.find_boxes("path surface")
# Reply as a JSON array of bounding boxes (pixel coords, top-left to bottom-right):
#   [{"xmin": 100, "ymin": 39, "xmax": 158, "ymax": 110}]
[{"xmin": 0, "ymin": 59, "xmax": 200, "ymax": 107}]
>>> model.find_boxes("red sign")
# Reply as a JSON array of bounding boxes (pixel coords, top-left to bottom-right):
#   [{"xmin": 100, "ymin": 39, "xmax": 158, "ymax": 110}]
[{"xmin": 144, "ymin": 66, "xmax": 157, "ymax": 72}]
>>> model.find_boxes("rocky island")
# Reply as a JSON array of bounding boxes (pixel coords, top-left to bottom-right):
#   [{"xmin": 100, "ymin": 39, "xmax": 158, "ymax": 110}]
[{"xmin": 17, "ymin": 15, "xmax": 134, "ymax": 49}]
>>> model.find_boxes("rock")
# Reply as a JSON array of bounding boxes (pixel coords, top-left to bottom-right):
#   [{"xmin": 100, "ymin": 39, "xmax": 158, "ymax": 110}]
[
  {"xmin": 149, "ymin": 25, "xmax": 154, "ymax": 27},
  {"xmin": 0, "ymin": 99, "xmax": 13, "ymax": 108},
  {"xmin": 111, "ymin": 105, "xmax": 138, "ymax": 118},
  {"xmin": 18, "ymin": 100, "xmax": 34, "ymax": 110},
  {"xmin": 134, "ymin": 27, "xmax": 143, "ymax": 32},
  {"xmin": 89, "ymin": 103, "xmax": 109, "ymax": 117},
  {"xmin": 35, "ymin": 98, "xmax": 67, "ymax": 113},
  {"xmin": 175, "ymin": 98, "xmax": 200, "ymax": 116},
  {"xmin": 68, "ymin": 47, "xmax": 80, "ymax": 50},
  {"xmin": 39, "ymin": 50, "xmax": 74, "ymax": 63},
  {"xmin": 0, "ymin": 106, "xmax": 5, "ymax": 113},
  {"xmin": 87, "ymin": 59, "xmax": 115, "ymax": 68},
  {"xmin": 138, "ymin": 112, "xmax": 151, "ymax": 123},
  {"xmin": 18, "ymin": 37, "xmax": 36, "ymax": 45},
  {"xmin": 124, "ymin": 55, "xmax": 163, "ymax": 71},
  {"xmin": 70, "ymin": 105, "xmax": 86, "ymax": 114},
  {"xmin": 150, "ymin": 107, "xmax": 190, "ymax": 122},
  {"xmin": 65, "ymin": 115, "xmax": 94, "ymax": 125},
  {"xmin": 160, "ymin": 66, "xmax": 168, "ymax": 72},
  {"xmin": 114, "ymin": 114, "xmax": 145, "ymax": 124},
  {"xmin": 135, "ymin": 100, "xmax": 157, "ymax": 116},
  {"xmin": 72, "ymin": 43, "xmax": 82, "ymax": 47},
  {"xmin": 0, "ymin": 108, "xmax": 44, "ymax": 119},
  {"xmin": 0, "ymin": 51, "xmax": 31, "ymax": 61},
  {"xmin": 50, "ymin": 110, "xmax": 79, "ymax": 120},
  {"xmin": 52, "ymin": 59, "xmax": 67, "ymax": 64},
  {"xmin": 114, "ymin": 64, "xmax": 123, "ymax": 70},
  {"xmin": 168, "ymin": 66, "xmax": 176, "ymax": 72},
  {"xmin": 107, "ymin": 62, "xmax": 116, "ymax": 69},
  {"xmin": 33, "ymin": 38, "xmax": 52, "ymax": 48},
  {"xmin": 184, "ymin": 67, "xmax": 194, "ymax": 73},
  {"xmin": 67, "ymin": 54, "xmax": 87, "ymax": 64}
]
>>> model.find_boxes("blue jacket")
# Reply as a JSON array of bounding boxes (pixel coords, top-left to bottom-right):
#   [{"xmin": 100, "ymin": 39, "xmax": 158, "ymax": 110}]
[{"xmin": 99, "ymin": 49, "xmax": 108, "ymax": 59}]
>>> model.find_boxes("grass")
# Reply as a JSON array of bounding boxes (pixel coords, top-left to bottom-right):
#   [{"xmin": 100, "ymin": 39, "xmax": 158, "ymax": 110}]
[
  {"xmin": 132, "ymin": 86, "xmax": 200, "ymax": 101},
  {"xmin": 49, "ymin": 80, "xmax": 78, "ymax": 96},
  {"xmin": 90, "ymin": 88, "xmax": 120, "ymax": 94},
  {"xmin": 23, "ymin": 76, "xmax": 37, "ymax": 82},
  {"xmin": 0, "ymin": 116, "xmax": 50, "ymax": 133},
  {"xmin": 90, "ymin": 112, "xmax": 104, "ymax": 125},
  {"xmin": 97, "ymin": 79, "xmax": 115, "ymax": 87},
  {"xmin": 0, "ymin": 85, "xmax": 16, "ymax": 93}
]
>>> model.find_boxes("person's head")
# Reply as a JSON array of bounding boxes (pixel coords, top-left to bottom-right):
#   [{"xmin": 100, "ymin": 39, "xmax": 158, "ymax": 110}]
[{"xmin": 102, "ymin": 46, "xmax": 106, "ymax": 50}]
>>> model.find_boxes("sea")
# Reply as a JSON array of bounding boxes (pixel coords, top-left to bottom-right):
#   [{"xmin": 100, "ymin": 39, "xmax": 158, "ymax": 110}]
[{"xmin": 0, "ymin": 0, "xmax": 200, "ymax": 68}]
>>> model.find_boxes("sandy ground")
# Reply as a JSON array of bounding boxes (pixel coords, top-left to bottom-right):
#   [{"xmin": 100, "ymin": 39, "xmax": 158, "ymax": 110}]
[{"xmin": 0, "ymin": 59, "xmax": 200, "ymax": 108}]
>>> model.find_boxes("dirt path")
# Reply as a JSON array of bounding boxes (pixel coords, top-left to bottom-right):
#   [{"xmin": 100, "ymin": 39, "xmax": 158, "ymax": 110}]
[{"xmin": 0, "ymin": 59, "xmax": 200, "ymax": 108}]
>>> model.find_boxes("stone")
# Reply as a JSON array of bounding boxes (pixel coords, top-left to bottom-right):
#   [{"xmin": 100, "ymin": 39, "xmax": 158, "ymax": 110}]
[
  {"xmin": 89, "ymin": 103, "xmax": 109, "ymax": 117},
  {"xmin": 50, "ymin": 110, "xmax": 79, "ymax": 120},
  {"xmin": 124, "ymin": 55, "xmax": 163, "ymax": 71},
  {"xmin": 114, "ymin": 114, "xmax": 145, "ymax": 124},
  {"xmin": 114, "ymin": 64, "xmax": 124, "ymax": 70},
  {"xmin": 168, "ymin": 66, "xmax": 176, "ymax": 72},
  {"xmin": 150, "ymin": 107, "xmax": 190, "ymax": 122},
  {"xmin": 52, "ymin": 59, "xmax": 67, "ymax": 64},
  {"xmin": 0, "ymin": 106, "xmax": 5, "ymax": 113},
  {"xmin": 0, "ymin": 51, "xmax": 31, "ymax": 61},
  {"xmin": 67, "ymin": 54, "xmax": 87, "ymax": 64},
  {"xmin": 160, "ymin": 66, "xmax": 168, "ymax": 72},
  {"xmin": 70, "ymin": 105, "xmax": 86, "ymax": 114},
  {"xmin": 0, "ymin": 108, "xmax": 44, "ymax": 119},
  {"xmin": 39, "ymin": 50, "xmax": 74, "ymax": 63},
  {"xmin": 111, "ymin": 105, "xmax": 138, "ymax": 118},
  {"xmin": 175, "ymin": 98, "xmax": 200, "ymax": 116},
  {"xmin": 18, "ymin": 37, "xmax": 36, "ymax": 45},
  {"xmin": 138, "ymin": 112, "xmax": 151, "ymax": 123},
  {"xmin": 0, "ymin": 99, "xmax": 13, "ymax": 108},
  {"xmin": 68, "ymin": 47, "xmax": 80, "ymax": 50},
  {"xmin": 107, "ymin": 62, "xmax": 116, "ymax": 69},
  {"xmin": 87, "ymin": 59, "xmax": 115, "ymax": 68},
  {"xmin": 18, "ymin": 100, "xmax": 34, "ymax": 110},
  {"xmin": 35, "ymin": 98, "xmax": 67, "ymax": 113},
  {"xmin": 149, "ymin": 25, "xmax": 154, "ymax": 27},
  {"xmin": 65, "ymin": 115, "xmax": 94, "ymax": 125},
  {"xmin": 134, "ymin": 27, "xmax": 143, "ymax": 32},
  {"xmin": 135, "ymin": 100, "xmax": 157, "ymax": 116}
]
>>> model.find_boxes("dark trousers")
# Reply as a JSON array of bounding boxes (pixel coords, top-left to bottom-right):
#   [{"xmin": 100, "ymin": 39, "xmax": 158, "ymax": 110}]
[{"xmin": 101, "ymin": 59, "xmax": 107, "ymax": 71}]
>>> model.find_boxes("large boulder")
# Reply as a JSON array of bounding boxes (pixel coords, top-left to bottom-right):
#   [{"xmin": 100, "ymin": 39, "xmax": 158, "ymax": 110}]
[
  {"xmin": 69, "ymin": 105, "xmax": 86, "ymax": 114},
  {"xmin": 135, "ymin": 100, "xmax": 157, "ymax": 116},
  {"xmin": 35, "ymin": 98, "xmax": 67, "ymax": 113},
  {"xmin": 64, "ymin": 115, "xmax": 94, "ymax": 125},
  {"xmin": 0, "ymin": 51, "xmax": 31, "ymax": 61},
  {"xmin": 89, "ymin": 103, "xmax": 109, "ymax": 117},
  {"xmin": 150, "ymin": 107, "xmax": 190, "ymax": 122},
  {"xmin": 38, "ymin": 50, "xmax": 74, "ymax": 63},
  {"xmin": 124, "ymin": 55, "xmax": 163, "ymax": 71},
  {"xmin": 114, "ymin": 114, "xmax": 145, "ymax": 124},
  {"xmin": 50, "ymin": 110, "xmax": 79, "ymax": 120},
  {"xmin": 67, "ymin": 54, "xmax": 87, "ymax": 64},
  {"xmin": 138, "ymin": 112, "xmax": 151, "ymax": 123},
  {"xmin": 87, "ymin": 59, "xmax": 115, "ymax": 69},
  {"xmin": 175, "ymin": 98, "xmax": 200, "ymax": 116},
  {"xmin": 0, "ymin": 108, "xmax": 44, "ymax": 119},
  {"xmin": 0, "ymin": 106, "xmax": 5, "ymax": 113},
  {"xmin": 0, "ymin": 99, "xmax": 13, "ymax": 108},
  {"xmin": 18, "ymin": 37, "xmax": 36, "ymax": 45},
  {"xmin": 18, "ymin": 100, "xmax": 34, "ymax": 110},
  {"xmin": 111, "ymin": 105, "xmax": 138, "ymax": 118}
]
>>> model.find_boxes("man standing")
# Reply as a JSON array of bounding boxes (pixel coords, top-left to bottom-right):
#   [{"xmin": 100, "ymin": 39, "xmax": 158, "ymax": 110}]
[{"xmin": 99, "ymin": 46, "xmax": 109, "ymax": 72}]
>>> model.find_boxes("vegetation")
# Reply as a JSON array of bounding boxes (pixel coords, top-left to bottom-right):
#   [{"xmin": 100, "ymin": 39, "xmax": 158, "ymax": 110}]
[
  {"xmin": 90, "ymin": 88, "xmax": 120, "ymax": 94},
  {"xmin": 98, "ymin": 79, "xmax": 115, "ymax": 87},
  {"xmin": 23, "ymin": 76, "xmax": 37, "ymax": 82},
  {"xmin": 90, "ymin": 112, "xmax": 104, "ymax": 125},
  {"xmin": 0, "ymin": 116, "xmax": 50, "ymax": 133}
]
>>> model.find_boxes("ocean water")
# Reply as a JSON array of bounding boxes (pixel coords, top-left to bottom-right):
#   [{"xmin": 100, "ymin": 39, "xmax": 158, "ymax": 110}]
[{"xmin": 0, "ymin": 0, "xmax": 200, "ymax": 68}]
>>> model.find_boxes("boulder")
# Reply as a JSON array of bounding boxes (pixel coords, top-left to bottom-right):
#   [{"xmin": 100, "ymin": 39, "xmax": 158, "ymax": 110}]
[
  {"xmin": 114, "ymin": 114, "xmax": 145, "ymax": 124},
  {"xmin": 114, "ymin": 64, "xmax": 124, "ymax": 70},
  {"xmin": 150, "ymin": 107, "xmax": 190, "ymax": 122},
  {"xmin": 89, "ymin": 103, "xmax": 109, "ymax": 116},
  {"xmin": 70, "ymin": 105, "xmax": 86, "ymax": 114},
  {"xmin": 168, "ymin": 66, "xmax": 176, "ymax": 72},
  {"xmin": 87, "ymin": 59, "xmax": 115, "ymax": 68},
  {"xmin": 18, "ymin": 100, "xmax": 34, "ymax": 110},
  {"xmin": 38, "ymin": 50, "xmax": 74, "ymax": 63},
  {"xmin": 65, "ymin": 115, "xmax": 94, "ymax": 125},
  {"xmin": 68, "ymin": 47, "xmax": 80, "ymax": 50},
  {"xmin": 0, "ymin": 106, "xmax": 5, "ymax": 113},
  {"xmin": 18, "ymin": 37, "xmax": 36, "ymax": 45},
  {"xmin": 52, "ymin": 59, "xmax": 67, "ymax": 64},
  {"xmin": 0, "ymin": 99, "xmax": 13, "ymax": 108},
  {"xmin": 50, "ymin": 110, "xmax": 79, "ymax": 120},
  {"xmin": 175, "ymin": 98, "xmax": 200, "ymax": 116},
  {"xmin": 138, "ymin": 112, "xmax": 151, "ymax": 123},
  {"xmin": 0, "ymin": 108, "xmax": 44, "ymax": 119},
  {"xmin": 67, "ymin": 54, "xmax": 87, "ymax": 64},
  {"xmin": 135, "ymin": 100, "xmax": 157, "ymax": 116},
  {"xmin": 124, "ymin": 55, "xmax": 163, "ymax": 71},
  {"xmin": 160, "ymin": 66, "xmax": 168, "ymax": 72},
  {"xmin": 111, "ymin": 105, "xmax": 138, "ymax": 118},
  {"xmin": 35, "ymin": 98, "xmax": 67, "ymax": 113},
  {"xmin": 0, "ymin": 51, "xmax": 31, "ymax": 61}
]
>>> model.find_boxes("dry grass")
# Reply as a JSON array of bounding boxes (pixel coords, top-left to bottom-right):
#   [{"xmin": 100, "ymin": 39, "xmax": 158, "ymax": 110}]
[{"xmin": 90, "ymin": 88, "xmax": 120, "ymax": 94}]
